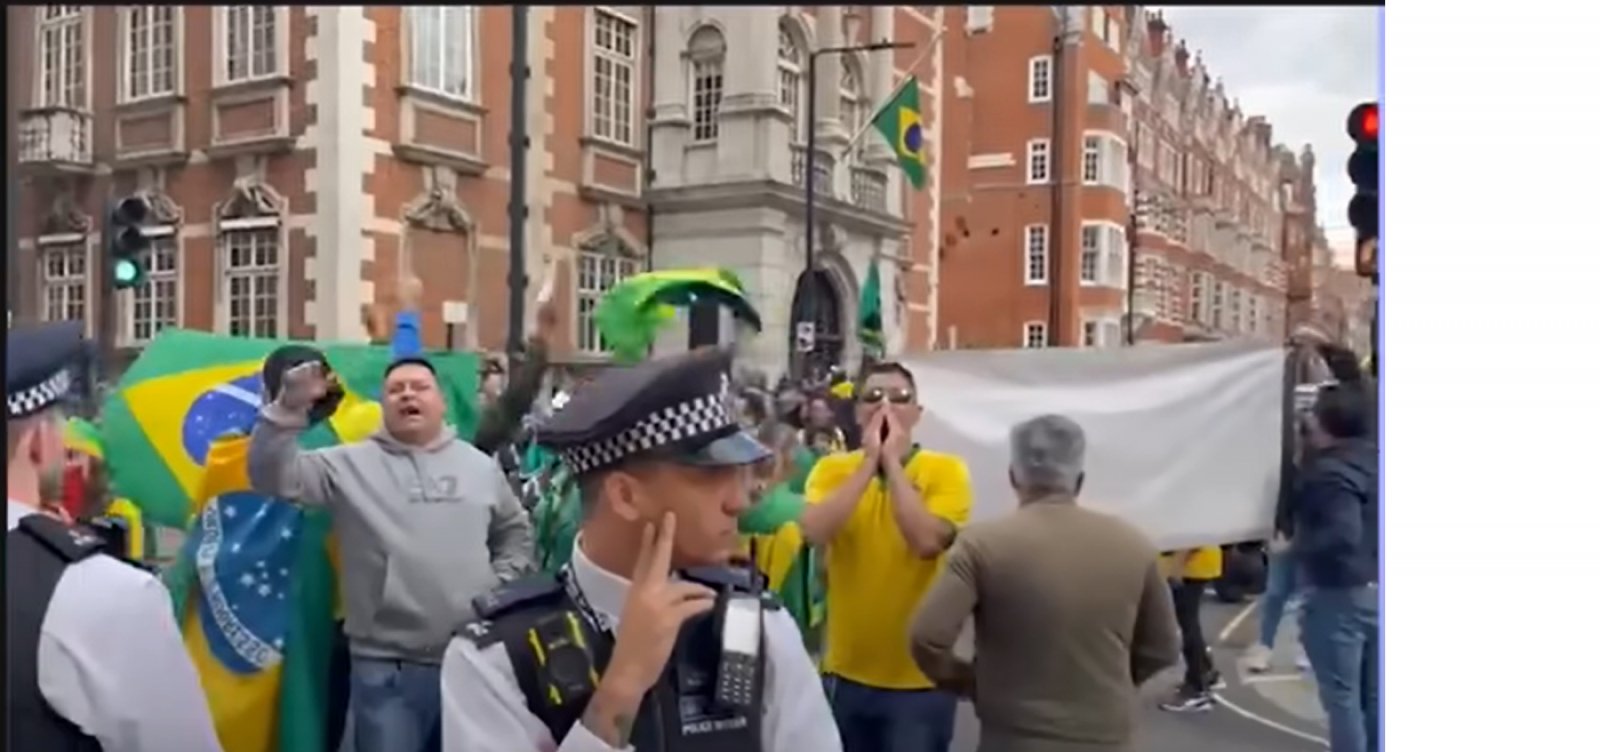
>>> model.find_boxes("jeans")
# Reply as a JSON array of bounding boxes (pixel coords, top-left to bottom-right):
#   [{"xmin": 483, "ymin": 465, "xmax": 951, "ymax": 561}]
[
  {"xmin": 1258, "ymin": 549, "xmax": 1302, "ymax": 649},
  {"xmin": 349, "ymin": 658, "xmax": 443, "ymax": 752},
  {"xmin": 1300, "ymin": 586, "xmax": 1379, "ymax": 752},
  {"xmin": 826, "ymin": 674, "xmax": 958, "ymax": 752},
  {"xmin": 1170, "ymin": 579, "xmax": 1214, "ymax": 692}
]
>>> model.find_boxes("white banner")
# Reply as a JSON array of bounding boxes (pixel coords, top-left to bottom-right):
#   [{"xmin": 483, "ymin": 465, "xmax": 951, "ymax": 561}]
[{"xmin": 898, "ymin": 343, "xmax": 1287, "ymax": 550}]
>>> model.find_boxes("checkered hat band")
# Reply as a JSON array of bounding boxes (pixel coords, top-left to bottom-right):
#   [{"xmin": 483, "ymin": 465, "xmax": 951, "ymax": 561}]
[
  {"xmin": 7, "ymin": 367, "xmax": 72, "ymax": 419},
  {"xmin": 559, "ymin": 393, "xmax": 735, "ymax": 475}
]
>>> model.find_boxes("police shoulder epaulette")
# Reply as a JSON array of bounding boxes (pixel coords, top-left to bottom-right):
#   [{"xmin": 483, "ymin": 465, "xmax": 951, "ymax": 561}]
[
  {"xmin": 472, "ymin": 574, "xmax": 564, "ymax": 621},
  {"xmin": 18, "ymin": 516, "xmax": 105, "ymax": 563}
]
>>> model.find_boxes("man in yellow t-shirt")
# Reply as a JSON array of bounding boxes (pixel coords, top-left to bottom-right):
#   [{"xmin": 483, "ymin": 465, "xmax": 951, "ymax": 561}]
[
  {"xmin": 801, "ymin": 361, "xmax": 972, "ymax": 752},
  {"xmin": 1158, "ymin": 546, "xmax": 1225, "ymax": 713}
]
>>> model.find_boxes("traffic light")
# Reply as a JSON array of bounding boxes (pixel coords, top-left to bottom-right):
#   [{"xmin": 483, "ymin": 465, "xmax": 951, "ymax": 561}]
[
  {"xmin": 107, "ymin": 196, "xmax": 151, "ymax": 290},
  {"xmin": 1346, "ymin": 102, "xmax": 1379, "ymax": 250}
]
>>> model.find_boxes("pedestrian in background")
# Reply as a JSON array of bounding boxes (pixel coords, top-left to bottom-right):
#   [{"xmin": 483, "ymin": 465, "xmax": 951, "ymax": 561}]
[
  {"xmin": 910, "ymin": 414, "xmax": 1179, "ymax": 752},
  {"xmin": 1293, "ymin": 383, "xmax": 1379, "ymax": 752},
  {"xmin": 802, "ymin": 361, "xmax": 973, "ymax": 752},
  {"xmin": 1157, "ymin": 544, "xmax": 1226, "ymax": 713}
]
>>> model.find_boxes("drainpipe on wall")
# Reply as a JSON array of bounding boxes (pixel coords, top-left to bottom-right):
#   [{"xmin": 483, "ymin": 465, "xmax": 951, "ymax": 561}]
[
  {"xmin": 1046, "ymin": 28, "xmax": 1066, "ymax": 347},
  {"xmin": 506, "ymin": 4, "xmax": 530, "ymax": 353},
  {"xmin": 644, "ymin": 5, "xmax": 657, "ymax": 272}
]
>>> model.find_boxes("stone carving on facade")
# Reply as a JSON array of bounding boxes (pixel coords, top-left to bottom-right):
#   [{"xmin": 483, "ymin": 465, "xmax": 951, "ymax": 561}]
[
  {"xmin": 217, "ymin": 172, "xmax": 286, "ymax": 219},
  {"xmin": 134, "ymin": 185, "xmax": 183, "ymax": 225},
  {"xmin": 41, "ymin": 191, "xmax": 91, "ymax": 235},
  {"xmin": 576, "ymin": 202, "xmax": 643, "ymax": 259},
  {"xmin": 404, "ymin": 166, "xmax": 472, "ymax": 233}
]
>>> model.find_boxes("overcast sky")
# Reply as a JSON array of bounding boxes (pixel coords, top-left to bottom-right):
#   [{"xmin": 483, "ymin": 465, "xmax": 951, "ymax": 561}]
[{"xmin": 1152, "ymin": 6, "xmax": 1381, "ymax": 262}]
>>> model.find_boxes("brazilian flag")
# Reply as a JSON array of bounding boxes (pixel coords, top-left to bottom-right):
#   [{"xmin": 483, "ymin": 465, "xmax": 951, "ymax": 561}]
[{"xmin": 872, "ymin": 77, "xmax": 927, "ymax": 189}]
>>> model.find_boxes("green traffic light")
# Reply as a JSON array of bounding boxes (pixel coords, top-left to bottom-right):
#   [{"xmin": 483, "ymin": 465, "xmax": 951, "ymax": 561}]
[{"xmin": 112, "ymin": 258, "xmax": 146, "ymax": 289}]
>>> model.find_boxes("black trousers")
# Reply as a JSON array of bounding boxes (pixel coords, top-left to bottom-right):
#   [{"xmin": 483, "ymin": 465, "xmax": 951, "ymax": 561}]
[{"xmin": 1170, "ymin": 579, "xmax": 1214, "ymax": 692}]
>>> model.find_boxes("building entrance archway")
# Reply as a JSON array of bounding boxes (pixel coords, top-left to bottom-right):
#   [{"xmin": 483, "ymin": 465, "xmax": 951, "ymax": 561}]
[{"xmin": 789, "ymin": 269, "xmax": 844, "ymax": 380}]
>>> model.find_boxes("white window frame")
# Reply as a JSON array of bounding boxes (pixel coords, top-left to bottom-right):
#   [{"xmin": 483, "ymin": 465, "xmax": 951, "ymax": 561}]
[
  {"xmin": 778, "ymin": 21, "xmax": 805, "ymax": 144},
  {"xmin": 219, "ymin": 222, "xmax": 285, "ymax": 339},
  {"xmin": 1106, "ymin": 18, "xmax": 1122, "ymax": 54},
  {"xmin": 37, "ymin": 6, "xmax": 89, "ymax": 109},
  {"xmin": 1023, "ymin": 224, "xmax": 1048, "ymax": 286},
  {"xmin": 1210, "ymin": 277, "xmax": 1225, "ymax": 329},
  {"xmin": 687, "ymin": 27, "xmax": 726, "ymax": 144},
  {"xmin": 1087, "ymin": 71, "xmax": 1110, "ymax": 105},
  {"xmin": 1083, "ymin": 135, "xmax": 1102, "ymax": 184},
  {"xmin": 1027, "ymin": 55, "xmax": 1052, "ymax": 103},
  {"xmin": 577, "ymin": 250, "xmax": 642, "ymax": 354},
  {"xmin": 1084, "ymin": 131, "xmax": 1130, "ymax": 193},
  {"xmin": 841, "ymin": 56, "xmax": 865, "ymax": 154},
  {"xmin": 215, "ymin": 6, "xmax": 286, "ymax": 86},
  {"xmin": 1089, "ymin": 7, "xmax": 1106, "ymax": 41},
  {"xmin": 1023, "ymin": 321, "xmax": 1048, "ymax": 349},
  {"xmin": 124, "ymin": 228, "xmax": 181, "ymax": 345},
  {"xmin": 1025, "ymin": 139, "xmax": 1051, "ymax": 185},
  {"xmin": 120, "ymin": 6, "xmax": 180, "ymax": 103},
  {"xmin": 1081, "ymin": 319, "xmax": 1098, "ymax": 348},
  {"xmin": 38, "ymin": 237, "xmax": 92, "ymax": 328},
  {"xmin": 1080, "ymin": 221, "xmax": 1127, "ymax": 288},
  {"xmin": 588, "ymin": 8, "xmax": 637, "ymax": 147},
  {"xmin": 407, "ymin": 6, "xmax": 477, "ymax": 102},
  {"xmin": 1189, "ymin": 271, "xmax": 1206, "ymax": 323},
  {"xmin": 967, "ymin": 6, "xmax": 994, "ymax": 33}
]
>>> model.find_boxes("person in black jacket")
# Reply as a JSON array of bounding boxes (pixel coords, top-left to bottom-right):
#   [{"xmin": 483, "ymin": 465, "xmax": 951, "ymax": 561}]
[{"xmin": 1293, "ymin": 382, "xmax": 1379, "ymax": 752}]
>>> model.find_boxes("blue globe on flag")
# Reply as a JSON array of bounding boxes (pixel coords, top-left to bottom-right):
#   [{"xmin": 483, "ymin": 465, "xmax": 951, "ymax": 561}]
[
  {"xmin": 189, "ymin": 491, "xmax": 300, "ymax": 674},
  {"xmin": 182, "ymin": 373, "xmax": 264, "ymax": 466}
]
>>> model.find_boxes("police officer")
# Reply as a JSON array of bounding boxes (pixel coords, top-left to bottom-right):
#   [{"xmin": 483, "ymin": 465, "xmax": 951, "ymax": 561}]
[
  {"xmin": 440, "ymin": 348, "xmax": 842, "ymax": 752},
  {"xmin": 5, "ymin": 321, "xmax": 223, "ymax": 751}
]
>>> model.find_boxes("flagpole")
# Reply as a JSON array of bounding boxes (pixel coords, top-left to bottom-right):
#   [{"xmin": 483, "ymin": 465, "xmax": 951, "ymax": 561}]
[{"xmin": 842, "ymin": 27, "xmax": 948, "ymax": 156}]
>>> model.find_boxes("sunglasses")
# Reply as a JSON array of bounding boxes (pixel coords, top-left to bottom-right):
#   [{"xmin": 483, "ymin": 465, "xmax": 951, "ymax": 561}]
[{"xmin": 859, "ymin": 386, "xmax": 916, "ymax": 405}]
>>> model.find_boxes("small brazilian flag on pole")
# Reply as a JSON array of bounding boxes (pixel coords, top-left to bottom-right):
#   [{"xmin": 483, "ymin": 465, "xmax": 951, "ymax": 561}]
[{"xmin": 872, "ymin": 77, "xmax": 927, "ymax": 190}]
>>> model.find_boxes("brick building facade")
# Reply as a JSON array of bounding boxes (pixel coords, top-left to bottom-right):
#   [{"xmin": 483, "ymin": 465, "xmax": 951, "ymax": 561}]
[
  {"xmin": 6, "ymin": 6, "xmax": 944, "ymax": 377},
  {"xmin": 935, "ymin": 6, "xmax": 1302, "ymax": 349}
]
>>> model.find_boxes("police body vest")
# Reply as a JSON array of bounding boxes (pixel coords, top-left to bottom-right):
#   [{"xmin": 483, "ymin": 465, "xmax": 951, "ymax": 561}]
[
  {"xmin": 460, "ymin": 566, "xmax": 776, "ymax": 752},
  {"xmin": 5, "ymin": 515, "xmax": 109, "ymax": 752}
]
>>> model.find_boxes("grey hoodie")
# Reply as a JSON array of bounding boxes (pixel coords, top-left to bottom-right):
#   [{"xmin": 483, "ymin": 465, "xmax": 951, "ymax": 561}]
[{"xmin": 247, "ymin": 403, "xmax": 534, "ymax": 663}]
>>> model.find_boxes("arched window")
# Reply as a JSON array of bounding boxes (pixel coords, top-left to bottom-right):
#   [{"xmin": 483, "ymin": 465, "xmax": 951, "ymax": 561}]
[
  {"xmin": 687, "ymin": 26, "xmax": 725, "ymax": 143},
  {"xmin": 840, "ymin": 55, "xmax": 864, "ymax": 153},
  {"xmin": 777, "ymin": 20, "xmax": 804, "ymax": 143}
]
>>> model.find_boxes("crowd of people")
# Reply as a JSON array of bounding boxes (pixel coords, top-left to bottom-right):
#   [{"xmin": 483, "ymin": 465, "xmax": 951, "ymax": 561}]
[{"xmin": 6, "ymin": 285, "xmax": 1379, "ymax": 752}]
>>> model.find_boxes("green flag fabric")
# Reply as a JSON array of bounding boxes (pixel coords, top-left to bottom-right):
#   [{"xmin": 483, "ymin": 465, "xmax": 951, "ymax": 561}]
[
  {"xmin": 859, "ymin": 260, "xmax": 884, "ymax": 358},
  {"xmin": 871, "ymin": 77, "xmax": 928, "ymax": 189},
  {"xmin": 593, "ymin": 267, "xmax": 763, "ymax": 364}
]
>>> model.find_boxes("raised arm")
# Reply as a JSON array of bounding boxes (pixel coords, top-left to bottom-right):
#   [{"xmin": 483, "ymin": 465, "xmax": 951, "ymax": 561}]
[{"xmin": 247, "ymin": 362, "xmax": 343, "ymax": 505}]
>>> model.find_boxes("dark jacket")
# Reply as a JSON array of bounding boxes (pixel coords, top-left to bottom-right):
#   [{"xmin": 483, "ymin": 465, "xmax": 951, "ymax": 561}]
[
  {"xmin": 1291, "ymin": 439, "xmax": 1378, "ymax": 589},
  {"xmin": 473, "ymin": 339, "xmax": 549, "ymax": 455}
]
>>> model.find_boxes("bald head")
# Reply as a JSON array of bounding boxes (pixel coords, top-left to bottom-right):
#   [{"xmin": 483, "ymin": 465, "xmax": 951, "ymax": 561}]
[{"xmin": 1009, "ymin": 414, "xmax": 1087, "ymax": 500}]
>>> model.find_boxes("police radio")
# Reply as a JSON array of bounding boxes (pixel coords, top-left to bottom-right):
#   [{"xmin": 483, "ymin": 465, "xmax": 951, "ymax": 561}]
[{"xmin": 714, "ymin": 594, "xmax": 763, "ymax": 709}]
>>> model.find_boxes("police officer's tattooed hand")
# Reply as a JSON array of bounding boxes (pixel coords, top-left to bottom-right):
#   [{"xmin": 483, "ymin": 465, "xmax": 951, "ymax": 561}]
[{"xmin": 583, "ymin": 512, "xmax": 717, "ymax": 746}]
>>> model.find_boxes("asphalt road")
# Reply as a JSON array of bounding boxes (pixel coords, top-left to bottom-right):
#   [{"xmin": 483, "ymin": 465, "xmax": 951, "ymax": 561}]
[{"xmin": 951, "ymin": 596, "xmax": 1329, "ymax": 752}]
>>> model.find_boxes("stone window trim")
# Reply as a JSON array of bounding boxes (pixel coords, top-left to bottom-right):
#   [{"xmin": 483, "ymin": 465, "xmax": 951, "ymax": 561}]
[
  {"xmin": 119, "ymin": 6, "xmax": 182, "ymax": 104},
  {"xmin": 213, "ymin": 168, "xmax": 289, "ymax": 339},
  {"xmin": 405, "ymin": 6, "xmax": 478, "ymax": 105},
  {"xmin": 214, "ymin": 6, "xmax": 288, "ymax": 89},
  {"xmin": 685, "ymin": 24, "xmax": 727, "ymax": 144},
  {"xmin": 586, "ymin": 6, "xmax": 639, "ymax": 149},
  {"xmin": 36, "ymin": 6, "xmax": 90, "ymax": 110}
]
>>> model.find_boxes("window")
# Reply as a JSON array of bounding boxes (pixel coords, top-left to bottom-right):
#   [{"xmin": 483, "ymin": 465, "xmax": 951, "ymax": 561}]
[
  {"xmin": 222, "ymin": 227, "xmax": 281, "ymax": 338},
  {"xmin": 1210, "ymin": 278, "xmax": 1224, "ymax": 328},
  {"xmin": 687, "ymin": 27, "xmax": 726, "ymax": 142},
  {"xmin": 1083, "ymin": 134, "xmax": 1129, "ymax": 192},
  {"xmin": 1136, "ymin": 124, "xmax": 1155, "ymax": 168},
  {"xmin": 1089, "ymin": 7, "xmax": 1106, "ymax": 40},
  {"xmin": 1023, "ymin": 322, "xmax": 1047, "ymax": 349},
  {"xmin": 1087, "ymin": 71, "xmax": 1109, "ymax": 105},
  {"xmin": 1106, "ymin": 19, "xmax": 1122, "ymax": 54},
  {"xmin": 591, "ymin": 9, "xmax": 637, "ymax": 146},
  {"xmin": 841, "ymin": 57, "xmax": 864, "ymax": 152},
  {"xmin": 1082, "ymin": 320, "xmax": 1097, "ymax": 348},
  {"xmin": 39, "ymin": 241, "xmax": 89, "ymax": 324},
  {"xmin": 1248, "ymin": 293, "xmax": 1259, "ymax": 334},
  {"xmin": 1026, "ymin": 139, "xmax": 1051, "ymax": 184},
  {"xmin": 1189, "ymin": 271, "xmax": 1205, "ymax": 322},
  {"xmin": 220, "ymin": 7, "xmax": 280, "ymax": 84},
  {"xmin": 1079, "ymin": 224, "xmax": 1125, "ymax": 287},
  {"xmin": 408, "ymin": 7, "xmax": 473, "ymax": 100},
  {"xmin": 123, "ymin": 7, "xmax": 177, "ymax": 101},
  {"xmin": 1082, "ymin": 320, "xmax": 1120, "ymax": 348},
  {"xmin": 1229, "ymin": 285, "xmax": 1242, "ymax": 332},
  {"xmin": 778, "ymin": 22, "xmax": 804, "ymax": 143},
  {"xmin": 577, "ymin": 251, "xmax": 641, "ymax": 353},
  {"xmin": 1023, "ymin": 224, "xmax": 1048, "ymax": 285},
  {"xmin": 1027, "ymin": 56, "xmax": 1052, "ymax": 103},
  {"xmin": 967, "ymin": 6, "xmax": 994, "ymax": 33},
  {"xmin": 38, "ymin": 6, "xmax": 87, "ymax": 108},
  {"xmin": 130, "ymin": 235, "xmax": 179, "ymax": 342}
]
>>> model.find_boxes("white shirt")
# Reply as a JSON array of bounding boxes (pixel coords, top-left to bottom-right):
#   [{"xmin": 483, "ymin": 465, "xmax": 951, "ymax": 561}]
[
  {"xmin": 7, "ymin": 501, "xmax": 223, "ymax": 752},
  {"xmin": 441, "ymin": 542, "xmax": 842, "ymax": 752}
]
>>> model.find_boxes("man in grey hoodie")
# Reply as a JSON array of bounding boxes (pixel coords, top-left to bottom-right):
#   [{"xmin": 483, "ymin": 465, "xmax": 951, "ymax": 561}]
[{"xmin": 249, "ymin": 353, "xmax": 534, "ymax": 752}]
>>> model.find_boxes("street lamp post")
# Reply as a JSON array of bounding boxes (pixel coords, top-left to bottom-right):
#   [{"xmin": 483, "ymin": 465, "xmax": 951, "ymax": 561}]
[{"xmin": 799, "ymin": 40, "xmax": 912, "ymax": 378}]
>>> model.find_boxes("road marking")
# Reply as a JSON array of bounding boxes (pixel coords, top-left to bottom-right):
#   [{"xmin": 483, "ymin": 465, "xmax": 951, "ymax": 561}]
[
  {"xmin": 1214, "ymin": 599, "xmax": 1331, "ymax": 748},
  {"xmin": 1241, "ymin": 673, "xmax": 1306, "ymax": 685}
]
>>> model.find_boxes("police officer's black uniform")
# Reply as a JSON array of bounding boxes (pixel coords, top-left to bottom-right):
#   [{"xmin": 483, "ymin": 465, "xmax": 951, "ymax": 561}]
[
  {"xmin": 438, "ymin": 348, "xmax": 842, "ymax": 752},
  {"xmin": 5, "ymin": 321, "xmax": 223, "ymax": 752}
]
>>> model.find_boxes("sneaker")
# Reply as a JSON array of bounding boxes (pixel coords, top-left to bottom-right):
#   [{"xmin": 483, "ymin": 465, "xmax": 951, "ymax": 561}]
[
  {"xmin": 1242, "ymin": 644, "xmax": 1273, "ymax": 673},
  {"xmin": 1159, "ymin": 688, "xmax": 1215, "ymax": 713}
]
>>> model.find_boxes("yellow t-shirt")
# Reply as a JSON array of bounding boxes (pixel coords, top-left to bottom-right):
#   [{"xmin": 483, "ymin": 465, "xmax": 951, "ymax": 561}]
[
  {"xmin": 806, "ymin": 449, "xmax": 973, "ymax": 689},
  {"xmin": 1162, "ymin": 546, "xmax": 1225, "ymax": 581}
]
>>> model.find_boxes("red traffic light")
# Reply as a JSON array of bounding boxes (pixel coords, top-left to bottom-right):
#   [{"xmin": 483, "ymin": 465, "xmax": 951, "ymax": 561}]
[{"xmin": 1347, "ymin": 102, "xmax": 1378, "ymax": 143}]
